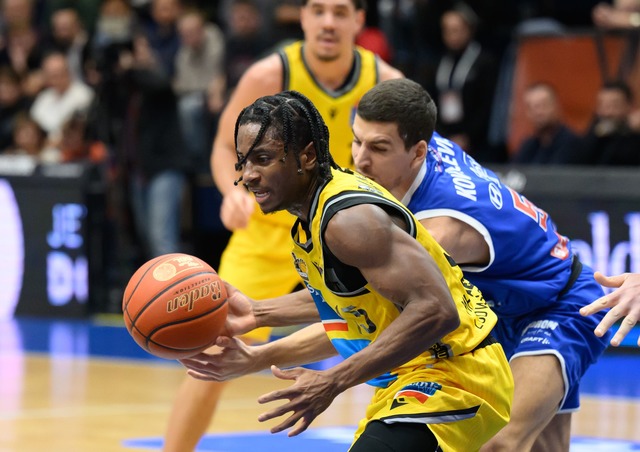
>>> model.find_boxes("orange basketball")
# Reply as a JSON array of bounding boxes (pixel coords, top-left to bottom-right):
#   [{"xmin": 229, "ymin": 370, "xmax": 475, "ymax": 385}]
[{"xmin": 122, "ymin": 253, "xmax": 228, "ymax": 360}]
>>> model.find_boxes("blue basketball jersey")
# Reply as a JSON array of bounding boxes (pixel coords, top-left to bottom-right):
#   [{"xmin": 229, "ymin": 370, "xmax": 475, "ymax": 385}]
[{"xmin": 403, "ymin": 132, "xmax": 577, "ymax": 317}]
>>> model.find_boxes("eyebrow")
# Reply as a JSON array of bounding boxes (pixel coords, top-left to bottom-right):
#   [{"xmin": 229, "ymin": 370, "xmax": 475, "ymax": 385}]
[{"xmin": 353, "ymin": 131, "xmax": 393, "ymax": 146}]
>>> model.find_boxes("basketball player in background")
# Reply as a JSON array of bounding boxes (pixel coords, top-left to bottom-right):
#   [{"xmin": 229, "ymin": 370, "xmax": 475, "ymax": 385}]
[
  {"xmin": 185, "ymin": 89, "xmax": 513, "ymax": 450},
  {"xmin": 581, "ymin": 272, "xmax": 640, "ymax": 347},
  {"xmin": 162, "ymin": 1, "xmax": 403, "ymax": 450}
]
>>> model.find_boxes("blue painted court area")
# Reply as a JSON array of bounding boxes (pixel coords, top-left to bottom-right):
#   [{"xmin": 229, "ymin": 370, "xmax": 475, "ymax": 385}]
[
  {"xmin": 123, "ymin": 429, "xmax": 640, "ymax": 452},
  {"xmin": 124, "ymin": 427, "xmax": 354, "ymax": 451}
]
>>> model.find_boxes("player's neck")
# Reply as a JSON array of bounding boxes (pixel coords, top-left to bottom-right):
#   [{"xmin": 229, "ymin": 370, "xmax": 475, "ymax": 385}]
[
  {"xmin": 395, "ymin": 165, "xmax": 423, "ymax": 205},
  {"xmin": 303, "ymin": 46, "xmax": 356, "ymax": 91}
]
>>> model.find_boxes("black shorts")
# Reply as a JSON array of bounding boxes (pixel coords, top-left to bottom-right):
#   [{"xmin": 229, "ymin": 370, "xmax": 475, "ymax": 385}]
[{"xmin": 350, "ymin": 420, "xmax": 440, "ymax": 452}]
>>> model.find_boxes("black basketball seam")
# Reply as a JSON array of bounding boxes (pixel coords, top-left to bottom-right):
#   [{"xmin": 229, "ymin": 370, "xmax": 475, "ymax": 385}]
[
  {"xmin": 146, "ymin": 299, "xmax": 228, "ymax": 354},
  {"xmin": 122, "ymin": 255, "xmax": 166, "ymax": 320},
  {"xmin": 126, "ymin": 270, "xmax": 219, "ymax": 332},
  {"xmin": 128, "ymin": 270, "xmax": 219, "ymax": 326}
]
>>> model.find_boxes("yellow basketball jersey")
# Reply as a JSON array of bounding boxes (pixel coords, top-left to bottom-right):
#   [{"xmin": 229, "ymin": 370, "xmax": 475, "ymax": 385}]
[
  {"xmin": 279, "ymin": 40, "xmax": 379, "ymax": 169},
  {"xmin": 291, "ymin": 169, "xmax": 497, "ymax": 388}
]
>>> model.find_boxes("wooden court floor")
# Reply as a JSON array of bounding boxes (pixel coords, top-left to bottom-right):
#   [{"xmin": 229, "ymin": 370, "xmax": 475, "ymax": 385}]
[{"xmin": 1, "ymin": 317, "xmax": 639, "ymax": 452}]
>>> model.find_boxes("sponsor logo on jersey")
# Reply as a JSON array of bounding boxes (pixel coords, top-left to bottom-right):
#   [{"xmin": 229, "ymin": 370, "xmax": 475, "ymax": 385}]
[
  {"xmin": 292, "ymin": 254, "xmax": 309, "ymax": 281},
  {"xmin": 390, "ymin": 381, "xmax": 442, "ymax": 409}
]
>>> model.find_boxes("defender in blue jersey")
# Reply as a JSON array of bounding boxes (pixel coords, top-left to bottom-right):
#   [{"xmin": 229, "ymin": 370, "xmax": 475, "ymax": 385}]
[
  {"xmin": 351, "ymin": 79, "xmax": 611, "ymax": 451},
  {"xmin": 180, "ymin": 80, "xmax": 611, "ymax": 450}
]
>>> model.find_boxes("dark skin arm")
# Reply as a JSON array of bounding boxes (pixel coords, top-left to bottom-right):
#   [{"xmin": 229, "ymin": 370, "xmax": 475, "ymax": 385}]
[
  {"xmin": 179, "ymin": 283, "xmax": 327, "ymax": 381},
  {"xmin": 257, "ymin": 204, "xmax": 460, "ymax": 436},
  {"xmin": 180, "ymin": 323, "xmax": 336, "ymax": 381}
]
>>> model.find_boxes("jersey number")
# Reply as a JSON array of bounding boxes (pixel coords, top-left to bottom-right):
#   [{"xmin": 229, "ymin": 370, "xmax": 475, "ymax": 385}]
[
  {"xmin": 343, "ymin": 305, "xmax": 377, "ymax": 335},
  {"xmin": 507, "ymin": 187, "xmax": 549, "ymax": 231},
  {"xmin": 507, "ymin": 187, "xmax": 569, "ymax": 260}
]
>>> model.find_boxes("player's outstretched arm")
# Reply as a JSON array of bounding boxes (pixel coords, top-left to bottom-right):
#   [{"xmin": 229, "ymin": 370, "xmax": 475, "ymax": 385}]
[
  {"xmin": 580, "ymin": 272, "xmax": 640, "ymax": 346},
  {"xmin": 223, "ymin": 283, "xmax": 321, "ymax": 337},
  {"xmin": 257, "ymin": 205, "xmax": 460, "ymax": 436},
  {"xmin": 210, "ymin": 55, "xmax": 282, "ymax": 230},
  {"xmin": 179, "ymin": 323, "xmax": 336, "ymax": 382}
]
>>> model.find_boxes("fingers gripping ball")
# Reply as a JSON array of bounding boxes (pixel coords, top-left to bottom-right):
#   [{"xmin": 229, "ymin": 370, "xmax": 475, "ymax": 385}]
[{"xmin": 122, "ymin": 253, "xmax": 228, "ymax": 360}]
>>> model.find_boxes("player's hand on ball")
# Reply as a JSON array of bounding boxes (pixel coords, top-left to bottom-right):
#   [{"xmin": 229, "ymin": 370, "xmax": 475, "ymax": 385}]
[
  {"xmin": 257, "ymin": 366, "xmax": 340, "ymax": 437},
  {"xmin": 223, "ymin": 281, "xmax": 258, "ymax": 336},
  {"xmin": 179, "ymin": 336, "xmax": 263, "ymax": 381},
  {"xmin": 220, "ymin": 189, "xmax": 254, "ymax": 230}
]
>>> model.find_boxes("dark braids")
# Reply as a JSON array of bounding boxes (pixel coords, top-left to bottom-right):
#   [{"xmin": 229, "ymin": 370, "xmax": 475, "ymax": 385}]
[{"xmin": 234, "ymin": 90, "xmax": 342, "ymax": 181}]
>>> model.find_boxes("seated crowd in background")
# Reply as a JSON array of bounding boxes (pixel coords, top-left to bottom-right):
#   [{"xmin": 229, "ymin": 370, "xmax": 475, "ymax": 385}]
[
  {"xmin": 1, "ymin": 0, "xmax": 640, "ymax": 312},
  {"xmin": 513, "ymin": 80, "xmax": 640, "ymax": 166}
]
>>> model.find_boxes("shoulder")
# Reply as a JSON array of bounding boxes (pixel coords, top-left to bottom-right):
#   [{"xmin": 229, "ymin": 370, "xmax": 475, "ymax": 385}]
[
  {"xmin": 324, "ymin": 203, "xmax": 395, "ymax": 263},
  {"xmin": 205, "ymin": 23, "xmax": 224, "ymax": 40},
  {"xmin": 237, "ymin": 53, "xmax": 284, "ymax": 93},
  {"xmin": 70, "ymin": 82, "xmax": 94, "ymax": 98},
  {"xmin": 377, "ymin": 58, "xmax": 404, "ymax": 82}
]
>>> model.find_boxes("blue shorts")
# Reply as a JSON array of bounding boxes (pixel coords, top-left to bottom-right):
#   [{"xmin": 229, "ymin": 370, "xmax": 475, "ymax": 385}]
[{"xmin": 492, "ymin": 266, "xmax": 612, "ymax": 412}]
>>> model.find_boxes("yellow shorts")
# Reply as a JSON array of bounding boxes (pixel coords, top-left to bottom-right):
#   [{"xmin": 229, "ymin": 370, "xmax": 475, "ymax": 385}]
[
  {"xmin": 219, "ymin": 217, "xmax": 302, "ymax": 343},
  {"xmin": 352, "ymin": 342, "xmax": 513, "ymax": 452}
]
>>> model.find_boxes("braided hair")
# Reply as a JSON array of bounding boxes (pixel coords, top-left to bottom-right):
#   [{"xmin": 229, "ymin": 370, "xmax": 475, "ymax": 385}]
[{"xmin": 234, "ymin": 90, "xmax": 341, "ymax": 182}]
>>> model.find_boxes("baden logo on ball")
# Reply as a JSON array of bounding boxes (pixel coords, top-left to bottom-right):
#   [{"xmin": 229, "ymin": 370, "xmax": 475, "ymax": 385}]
[{"xmin": 122, "ymin": 253, "xmax": 228, "ymax": 360}]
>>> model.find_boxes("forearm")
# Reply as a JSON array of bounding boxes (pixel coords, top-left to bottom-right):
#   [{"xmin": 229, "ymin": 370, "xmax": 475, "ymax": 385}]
[
  {"xmin": 254, "ymin": 323, "xmax": 336, "ymax": 370},
  {"xmin": 211, "ymin": 140, "xmax": 239, "ymax": 196},
  {"xmin": 328, "ymin": 300, "xmax": 458, "ymax": 392},
  {"xmin": 255, "ymin": 289, "xmax": 321, "ymax": 328}
]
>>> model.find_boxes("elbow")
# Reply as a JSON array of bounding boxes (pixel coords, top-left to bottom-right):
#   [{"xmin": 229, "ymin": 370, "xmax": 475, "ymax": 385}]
[
  {"xmin": 445, "ymin": 311, "xmax": 461, "ymax": 335},
  {"xmin": 439, "ymin": 302, "xmax": 461, "ymax": 337}
]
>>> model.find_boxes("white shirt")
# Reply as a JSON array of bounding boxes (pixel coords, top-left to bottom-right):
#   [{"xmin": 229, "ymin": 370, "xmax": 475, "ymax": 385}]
[{"xmin": 30, "ymin": 82, "xmax": 95, "ymax": 138}]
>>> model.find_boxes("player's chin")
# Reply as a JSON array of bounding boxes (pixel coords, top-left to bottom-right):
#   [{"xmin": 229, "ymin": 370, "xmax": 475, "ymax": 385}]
[
  {"xmin": 313, "ymin": 44, "xmax": 341, "ymax": 62},
  {"xmin": 255, "ymin": 198, "xmax": 280, "ymax": 214}
]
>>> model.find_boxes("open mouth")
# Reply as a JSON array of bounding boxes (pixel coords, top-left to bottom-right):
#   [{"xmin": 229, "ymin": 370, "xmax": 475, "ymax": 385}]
[{"xmin": 251, "ymin": 189, "xmax": 269, "ymax": 204}]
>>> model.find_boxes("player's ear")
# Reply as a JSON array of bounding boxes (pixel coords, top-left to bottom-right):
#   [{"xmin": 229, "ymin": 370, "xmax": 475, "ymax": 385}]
[
  {"xmin": 300, "ymin": 141, "xmax": 317, "ymax": 170},
  {"xmin": 412, "ymin": 140, "xmax": 428, "ymax": 165},
  {"xmin": 354, "ymin": 9, "xmax": 365, "ymax": 34}
]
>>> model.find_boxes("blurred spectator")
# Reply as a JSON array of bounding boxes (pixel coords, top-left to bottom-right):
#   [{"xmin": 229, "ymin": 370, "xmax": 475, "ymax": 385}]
[
  {"xmin": 4, "ymin": 112, "xmax": 59, "ymax": 162},
  {"xmin": 593, "ymin": 0, "xmax": 640, "ymax": 29},
  {"xmin": 512, "ymin": 82, "xmax": 581, "ymax": 164},
  {"xmin": 84, "ymin": 0, "xmax": 135, "ymax": 146},
  {"xmin": 222, "ymin": 0, "xmax": 270, "ymax": 93},
  {"xmin": 355, "ymin": 0, "xmax": 393, "ymax": 63},
  {"xmin": 29, "ymin": 52, "xmax": 94, "ymax": 145},
  {"xmin": 58, "ymin": 113, "xmax": 108, "ymax": 164},
  {"xmin": 0, "ymin": 0, "xmax": 45, "ymax": 97},
  {"xmin": 174, "ymin": 9, "xmax": 225, "ymax": 168},
  {"xmin": 139, "ymin": 0, "xmax": 181, "ymax": 78},
  {"xmin": 379, "ymin": 0, "xmax": 444, "ymax": 88},
  {"xmin": 0, "ymin": 65, "xmax": 30, "ymax": 151},
  {"xmin": 91, "ymin": 0, "xmax": 136, "ymax": 50},
  {"xmin": 577, "ymin": 80, "xmax": 640, "ymax": 165},
  {"xmin": 119, "ymin": 29, "xmax": 187, "ymax": 259},
  {"xmin": 43, "ymin": 8, "xmax": 90, "ymax": 82},
  {"xmin": 39, "ymin": 0, "xmax": 102, "ymax": 35},
  {"xmin": 431, "ymin": 2, "xmax": 502, "ymax": 163},
  {"xmin": 268, "ymin": 0, "xmax": 303, "ymax": 46}
]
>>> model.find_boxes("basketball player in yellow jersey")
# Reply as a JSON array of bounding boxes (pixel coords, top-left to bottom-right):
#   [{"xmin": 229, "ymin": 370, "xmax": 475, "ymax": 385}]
[
  {"xmin": 181, "ymin": 91, "xmax": 513, "ymax": 451},
  {"xmin": 163, "ymin": 1, "xmax": 403, "ymax": 450}
]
